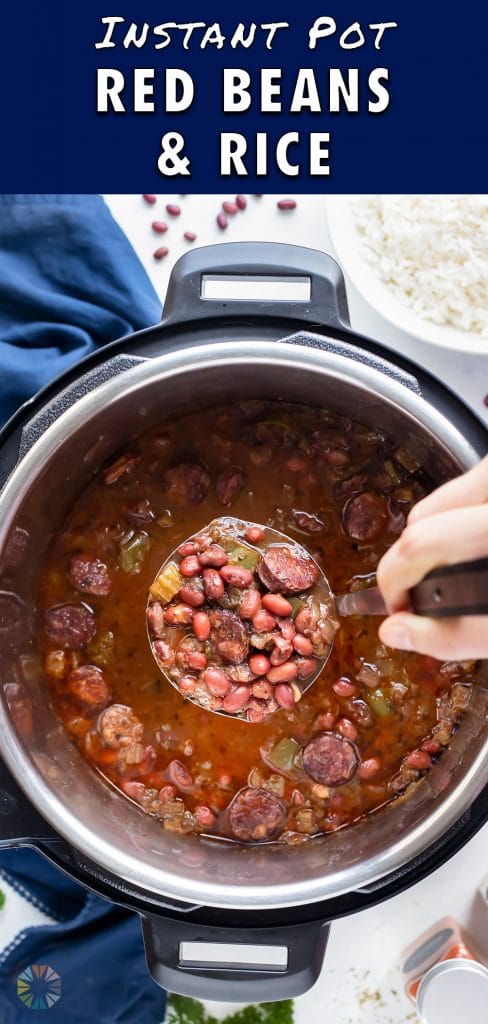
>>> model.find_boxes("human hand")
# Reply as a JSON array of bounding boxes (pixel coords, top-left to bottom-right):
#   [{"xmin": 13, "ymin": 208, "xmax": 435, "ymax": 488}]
[{"xmin": 377, "ymin": 454, "xmax": 488, "ymax": 660}]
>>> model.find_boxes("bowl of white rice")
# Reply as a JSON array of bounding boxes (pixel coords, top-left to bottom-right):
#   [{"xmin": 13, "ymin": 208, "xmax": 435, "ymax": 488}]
[{"xmin": 326, "ymin": 195, "xmax": 488, "ymax": 353}]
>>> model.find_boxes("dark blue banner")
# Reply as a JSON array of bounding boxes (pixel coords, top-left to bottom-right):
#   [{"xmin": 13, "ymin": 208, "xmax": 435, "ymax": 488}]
[{"xmin": 1, "ymin": 1, "xmax": 487, "ymax": 191}]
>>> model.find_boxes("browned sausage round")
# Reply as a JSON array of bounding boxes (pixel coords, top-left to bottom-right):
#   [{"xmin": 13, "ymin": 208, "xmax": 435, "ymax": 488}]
[
  {"xmin": 216, "ymin": 466, "xmax": 247, "ymax": 506},
  {"xmin": 68, "ymin": 554, "xmax": 112, "ymax": 596},
  {"xmin": 303, "ymin": 732, "xmax": 359, "ymax": 786},
  {"xmin": 44, "ymin": 603, "xmax": 97, "ymax": 649},
  {"xmin": 209, "ymin": 609, "xmax": 249, "ymax": 664},
  {"xmin": 258, "ymin": 545, "xmax": 319, "ymax": 594},
  {"xmin": 162, "ymin": 462, "xmax": 210, "ymax": 504},
  {"xmin": 342, "ymin": 492, "xmax": 389, "ymax": 542},
  {"xmin": 228, "ymin": 787, "xmax": 286, "ymax": 841},
  {"xmin": 67, "ymin": 665, "xmax": 111, "ymax": 716},
  {"xmin": 97, "ymin": 704, "xmax": 143, "ymax": 749}
]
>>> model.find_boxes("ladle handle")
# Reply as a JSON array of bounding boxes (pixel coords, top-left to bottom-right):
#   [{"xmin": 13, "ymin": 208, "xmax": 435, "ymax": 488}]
[{"xmin": 410, "ymin": 557, "xmax": 488, "ymax": 617}]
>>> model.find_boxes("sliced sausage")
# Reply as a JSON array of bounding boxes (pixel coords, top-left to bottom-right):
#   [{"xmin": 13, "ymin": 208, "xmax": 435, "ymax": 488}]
[
  {"xmin": 342, "ymin": 492, "xmax": 389, "ymax": 542},
  {"xmin": 44, "ymin": 603, "xmax": 97, "ymax": 649},
  {"xmin": 97, "ymin": 704, "xmax": 143, "ymax": 749},
  {"xmin": 68, "ymin": 554, "xmax": 112, "ymax": 596},
  {"xmin": 67, "ymin": 665, "xmax": 111, "ymax": 716},
  {"xmin": 162, "ymin": 461, "xmax": 210, "ymax": 504},
  {"xmin": 209, "ymin": 609, "xmax": 249, "ymax": 665},
  {"xmin": 216, "ymin": 466, "xmax": 247, "ymax": 506},
  {"xmin": 303, "ymin": 732, "xmax": 359, "ymax": 786},
  {"xmin": 258, "ymin": 545, "xmax": 319, "ymax": 594},
  {"xmin": 228, "ymin": 787, "xmax": 286, "ymax": 841},
  {"xmin": 310, "ymin": 427, "xmax": 352, "ymax": 467}
]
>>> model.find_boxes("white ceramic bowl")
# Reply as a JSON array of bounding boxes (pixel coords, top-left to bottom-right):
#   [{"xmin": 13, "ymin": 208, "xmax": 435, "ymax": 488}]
[{"xmin": 326, "ymin": 196, "xmax": 487, "ymax": 354}]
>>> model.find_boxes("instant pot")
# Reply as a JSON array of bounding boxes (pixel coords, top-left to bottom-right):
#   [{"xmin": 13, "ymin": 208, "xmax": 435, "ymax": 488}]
[{"xmin": 0, "ymin": 243, "xmax": 487, "ymax": 1001}]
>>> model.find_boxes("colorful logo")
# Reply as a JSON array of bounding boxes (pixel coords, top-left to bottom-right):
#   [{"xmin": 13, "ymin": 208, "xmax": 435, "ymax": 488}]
[{"xmin": 16, "ymin": 964, "xmax": 61, "ymax": 1010}]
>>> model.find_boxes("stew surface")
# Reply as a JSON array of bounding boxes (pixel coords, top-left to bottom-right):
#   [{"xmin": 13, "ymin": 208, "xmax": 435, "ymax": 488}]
[{"xmin": 39, "ymin": 401, "xmax": 474, "ymax": 844}]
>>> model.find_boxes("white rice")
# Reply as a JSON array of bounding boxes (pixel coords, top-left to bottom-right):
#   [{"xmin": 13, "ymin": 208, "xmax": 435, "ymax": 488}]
[{"xmin": 352, "ymin": 195, "xmax": 488, "ymax": 338}]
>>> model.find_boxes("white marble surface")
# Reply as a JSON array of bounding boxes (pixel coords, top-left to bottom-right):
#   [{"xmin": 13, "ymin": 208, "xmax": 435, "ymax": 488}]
[{"xmin": 0, "ymin": 193, "xmax": 486, "ymax": 1024}]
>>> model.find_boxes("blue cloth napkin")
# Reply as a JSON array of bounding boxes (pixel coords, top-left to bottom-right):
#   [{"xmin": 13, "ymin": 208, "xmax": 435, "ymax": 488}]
[{"xmin": 0, "ymin": 195, "xmax": 165, "ymax": 1022}]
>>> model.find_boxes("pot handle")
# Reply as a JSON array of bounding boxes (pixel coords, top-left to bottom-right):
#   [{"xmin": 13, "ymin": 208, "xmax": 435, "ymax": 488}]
[
  {"xmin": 141, "ymin": 912, "xmax": 330, "ymax": 1001},
  {"xmin": 0, "ymin": 756, "xmax": 60, "ymax": 848},
  {"xmin": 162, "ymin": 242, "xmax": 350, "ymax": 329}
]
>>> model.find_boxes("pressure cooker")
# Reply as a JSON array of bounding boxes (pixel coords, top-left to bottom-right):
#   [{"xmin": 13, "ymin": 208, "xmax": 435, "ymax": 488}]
[{"xmin": 0, "ymin": 243, "xmax": 487, "ymax": 1001}]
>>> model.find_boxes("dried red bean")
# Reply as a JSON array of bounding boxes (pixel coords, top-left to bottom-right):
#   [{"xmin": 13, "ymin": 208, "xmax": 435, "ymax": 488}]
[
  {"xmin": 152, "ymin": 220, "xmax": 168, "ymax": 233},
  {"xmin": 267, "ymin": 661, "xmax": 298, "ymax": 684},
  {"xmin": 217, "ymin": 212, "xmax": 228, "ymax": 230},
  {"xmin": 295, "ymin": 608, "xmax": 312, "ymax": 634},
  {"xmin": 222, "ymin": 685, "xmax": 250, "ymax": 713},
  {"xmin": 223, "ymin": 201, "xmax": 238, "ymax": 215},
  {"xmin": 122, "ymin": 780, "xmax": 146, "ymax": 800},
  {"xmin": 166, "ymin": 204, "xmax": 181, "ymax": 216},
  {"xmin": 185, "ymin": 651, "xmax": 207, "ymax": 671},
  {"xmin": 296, "ymin": 657, "xmax": 317, "ymax": 679},
  {"xmin": 358, "ymin": 757, "xmax": 382, "ymax": 780},
  {"xmin": 270, "ymin": 637, "xmax": 293, "ymax": 665},
  {"xmin": 277, "ymin": 199, "xmax": 297, "ymax": 210},
  {"xmin": 336, "ymin": 718, "xmax": 358, "ymax": 742},
  {"xmin": 180, "ymin": 555, "xmax": 202, "ymax": 578},
  {"xmin": 293, "ymin": 633, "xmax": 314, "ymax": 657},
  {"xmin": 239, "ymin": 589, "xmax": 261, "ymax": 620},
  {"xmin": 405, "ymin": 749, "xmax": 432, "ymax": 770},
  {"xmin": 420, "ymin": 738, "xmax": 442, "ymax": 755},
  {"xmin": 154, "ymin": 246, "xmax": 169, "ymax": 260},
  {"xmin": 203, "ymin": 567, "xmax": 225, "ymax": 600},
  {"xmin": 184, "ymin": 230, "xmax": 197, "ymax": 241},
  {"xmin": 166, "ymin": 759, "xmax": 193, "ymax": 790},
  {"xmin": 244, "ymin": 525, "xmax": 264, "ymax": 544},
  {"xmin": 333, "ymin": 677, "xmax": 358, "ymax": 698},
  {"xmin": 235, "ymin": 195, "xmax": 247, "ymax": 210},
  {"xmin": 249, "ymin": 653, "xmax": 271, "ymax": 676},
  {"xmin": 193, "ymin": 611, "xmax": 210, "ymax": 642},
  {"xmin": 252, "ymin": 608, "xmax": 276, "ymax": 633},
  {"xmin": 262, "ymin": 593, "xmax": 293, "ymax": 617},
  {"xmin": 198, "ymin": 545, "xmax": 228, "ymax": 568},
  {"xmin": 274, "ymin": 683, "xmax": 295, "ymax": 708},
  {"xmin": 164, "ymin": 603, "xmax": 194, "ymax": 625},
  {"xmin": 194, "ymin": 805, "xmax": 216, "ymax": 827},
  {"xmin": 178, "ymin": 583, "xmax": 205, "ymax": 607},
  {"xmin": 178, "ymin": 542, "xmax": 197, "ymax": 557},
  {"xmin": 220, "ymin": 565, "xmax": 253, "ymax": 587},
  {"xmin": 202, "ymin": 668, "xmax": 231, "ymax": 697},
  {"xmin": 143, "ymin": 194, "xmax": 157, "ymax": 204},
  {"xmin": 278, "ymin": 618, "xmax": 296, "ymax": 642}
]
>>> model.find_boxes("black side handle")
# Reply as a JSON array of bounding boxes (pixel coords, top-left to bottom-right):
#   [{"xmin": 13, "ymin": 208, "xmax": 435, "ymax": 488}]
[
  {"xmin": 141, "ymin": 913, "xmax": 330, "ymax": 1001},
  {"xmin": 162, "ymin": 242, "xmax": 350, "ymax": 329}
]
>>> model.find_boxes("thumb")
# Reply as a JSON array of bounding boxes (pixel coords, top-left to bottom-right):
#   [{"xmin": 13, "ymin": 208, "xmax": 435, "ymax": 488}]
[{"xmin": 378, "ymin": 611, "xmax": 488, "ymax": 661}]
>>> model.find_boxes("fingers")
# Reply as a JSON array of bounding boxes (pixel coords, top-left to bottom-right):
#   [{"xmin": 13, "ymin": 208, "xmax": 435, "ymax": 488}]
[
  {"xmin": 379, "ymin": 611, "xmax": 488, "ymax": 660},
  {"xmin": 376, "ymin": 505, "xmax": 488, "ymax": 612},
  {"xmin": 408, "ymin": 454, "xmax": 488, "ymax": 525}
]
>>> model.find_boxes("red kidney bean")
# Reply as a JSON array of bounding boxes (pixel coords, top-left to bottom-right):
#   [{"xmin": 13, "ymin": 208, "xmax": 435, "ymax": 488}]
[
  {"xmin": 314, "ymin": 711, "xmax": 336, "ymax": 731},
  {"xmin": 277, "ymin": 199, "xmax": 297, "ymax": 210},
  {"xmin": 143, "ymin": 194, "xmax": 157, "ymax": 204},
  {"xmin": 278, "ymin": 618, "xmax": 296, "ymax": 641},
  {"xmin": 405, "ymin": 749, "xmax": 432, "ymax": 770},
  {"xmin": 194, "ymin": 805, "xmax": 216, "ymax": 827},
  {"xmin": 333, "ymin": 677, "xmax": 358, "ymax": 698},
  {"xmin": 184, "ymin": 231, "xmax": 197, "ymax": 241},
  {"xmin": 246, "ymin": 700, "xmax": 271, "ymax": 723},
  {"xmin": 164, "ymin": 603, "xmax": 193, "ymax": 625},
  {"xmin": 202, "ymin": 668, "xmax": 231, "ymax": 697},
  {"xmin": 167, "ymin": 759, "xmax": 193, "ymax": 790},
  {"xmin": 179, "ymin": 584, "xmax": 205, "ymax": 607},
  {"xmin": 152, "ymin": 640, "xmax": 174, "ymax": 666},
  {"xmin": 220, "ymin": 565, "xmax": 253, "ymax": 587},
  {"xmin": 251, "ymin": 679, "xmax": 274, "ymax": 699},
  {"xmin": 239, "ymin": 589, "xmax": 261, "ymax": 620},
  {"xmin": 336, "ymin": 718, "xmax": 358, "ymax": 742},
  {"xmin": 152, "ymin": 220, "xmax": 168, "ymax": 233},
  {"xmin": 275, "ymin": 683, "xmax": 295, "ymax": 708},
  {"xmin": 267, "ymin": 661, "xmax": 298, "ymax": 684},
  {"xmin": 293, "ymin": 634, "xmax": 314, "ymax": 656},
  {"xmin": 198, "ymin": 545, "xmax": 228, "ymax": 568},
  {"xmin": 252, "ymin": 609, "xmax": 276, "ymax": 633},
  {"xmin": 236, "ymin": 194, "xmax": 247, "ymax": 210},
  {"xmin": 358, "ymin": 757, "xmax": 382, "ymax": 780},
  {"xmin": 222, "ymin": 685, "xmax": 250, "ymax": 713},
  {"xmin": 295, "ymin": 608, "xmax": 312, "ymax": 634},
  {"xmin": 292, "ymin": 789, "xmax": 304, "ymax": 805},
  {"xmin": 217, "ymin": 212, "xmax": 228, "ymax": 230},
  {"xmin": 244, "ymin": 525, "xmax": 264, "ymax": 543},
  {"xmin": 262, "ymin": 593, "xmax": 293, "ymax": 617},
  {"xmin": 178, "ymin": 541, "xmax": 197, "ymax": 557},
  {"xmin": 203, "ymin": 568, "xmax": 225, "ymax": 600},
  {"xmin": 179, "ymin": 675, "xmax": 197, "ymax": 695},
  {"xmin": 159, "ymin": 785, "xmax": 176, "ymax": 803},
  {"xmin": 421, "ymin": 738, "xmax": 442, "ymax": 755},
  {"xmin": 296, "ymin": 657, "xmax": 317, "ymax": 679},
  {"xmin": 193, "ymin": 611, "xmax": 210, "ymax": 641},
  {"xmin": 270, "ymin": 645, "xmax": 293, "ymax": 666},
  {"xmin": 166, "ymin": 204, "xmax": 181, "ymax": 216},
  {"xmin": 154, "ymin": 246, "xmax": 169, "ymax": 260},
  {"xmin": 223, "ymin": 201, "xmax": 238, "ymax": 215},
  {"xmin": 122, "ymin": 781, "xmax": 146, "ymax": 800},
  {"xmin": 180, "ymin": 555, "xmax": 201, "ymax": 578},
  {"xmin": 185, "ymin": 651, "xmax": 207, "ymax": 671},
  {"xmin": 249, "ymin": 653, "xmax": 271, "ymax": 676}
]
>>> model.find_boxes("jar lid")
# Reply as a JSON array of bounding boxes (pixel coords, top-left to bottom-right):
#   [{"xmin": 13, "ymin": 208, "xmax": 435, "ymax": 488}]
[{"xmin": 417, "ymin": 958, "xmax": 488, "ymax": 1024}]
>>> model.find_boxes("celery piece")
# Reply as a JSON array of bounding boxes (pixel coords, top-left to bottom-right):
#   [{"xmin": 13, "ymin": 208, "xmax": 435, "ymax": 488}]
[
  {"xmin": 118, "ymin": 532, "xmax": 152, "ymax": 574},
  {"xmin": 268, "ymin": 737, "xmax": 301, "ymax": 772},
  {"xmin": 87, "ymin": 629, "xmax": 115, "ymax": 667},
  {"xmin": 288, "ymin": 596, "xmax": 305, "ymax": 620},
  {"xmin": 366, "ymin": 688, "xmax": 393, "ymax": 718},
  {"xmin": 223, "ymin": 540, "xmax": 260, "ymax": 572},
  {"xmin": 150, "ymin": 562, "xmax": 184, "ymax": 603}
]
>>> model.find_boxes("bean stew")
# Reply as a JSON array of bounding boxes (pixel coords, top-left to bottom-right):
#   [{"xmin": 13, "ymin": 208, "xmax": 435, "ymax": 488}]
[{"xmin": 39, "ymin": 401, "xmax": 476, "ymax": 844}]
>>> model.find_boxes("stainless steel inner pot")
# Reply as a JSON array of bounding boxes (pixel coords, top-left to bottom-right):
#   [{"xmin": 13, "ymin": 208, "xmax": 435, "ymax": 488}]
[{"xmin": 0, "ymin": 339, "xmax": 487, "ymax": 912}]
